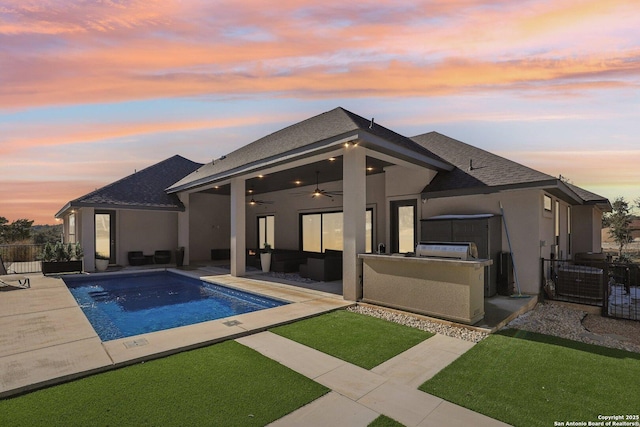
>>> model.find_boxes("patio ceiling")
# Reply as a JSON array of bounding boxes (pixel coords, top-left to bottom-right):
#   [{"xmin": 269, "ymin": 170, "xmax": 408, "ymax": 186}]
[{"xmin": 201, "ymin": 155, "xmax": 392, "ymax": 196}]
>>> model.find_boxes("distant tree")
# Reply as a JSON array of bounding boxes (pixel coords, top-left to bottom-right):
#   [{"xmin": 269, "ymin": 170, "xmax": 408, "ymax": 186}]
[
  {"xmin": 32, "ymin": 224, "xmax": 63, "ymax": 245},
  {"xmin": 604, "ymin": 197, "xmax": 633, "ymax": 257},
  {"xmin": 0, "ymin": 216, "xmax": 8, "ymax": 243},
  {"xmin": 0, "ymin": 217, "xmax": 33, "ymax": 243}
]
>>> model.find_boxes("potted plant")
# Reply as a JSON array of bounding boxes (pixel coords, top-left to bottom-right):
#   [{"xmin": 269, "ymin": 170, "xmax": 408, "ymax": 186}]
[
  {"xmin": 41, "ymin": 242, "xmax": 84, "ymax": 275},
  {"xmin": 260, "ymin": 243, "xmax": 272, "ymax": 273},
  {"xmin": 95, "ymin": 252, "xmax": 110, "ymax": 272}
]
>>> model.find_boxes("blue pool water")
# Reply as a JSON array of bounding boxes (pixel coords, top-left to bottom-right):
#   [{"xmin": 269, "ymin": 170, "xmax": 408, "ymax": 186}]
[{"xmin": 64, "ymin": 271, "xmax": 287, "ymax": 341}]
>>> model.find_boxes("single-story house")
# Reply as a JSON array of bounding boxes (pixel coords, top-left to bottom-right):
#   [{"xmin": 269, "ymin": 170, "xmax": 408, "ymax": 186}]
[{"xmin": 56, "ymin": 107, "xmax": 610, "ymax": 301}]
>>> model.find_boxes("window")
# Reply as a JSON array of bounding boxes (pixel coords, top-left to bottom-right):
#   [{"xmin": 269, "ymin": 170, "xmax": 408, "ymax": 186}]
[
  {"xmin": 554, "ymin": 200, "xmax": 560, "ymax": 246},
  {"xmin": 390, "ymin": 199, "xmax": 417, "ymax": 253},
  {"xmin": 544, "ymin": 194, "xmax": 552, "ymax": 212},
  {"xmin": 567, "ymin": 206, "xmax": 572, "ymax": 256},
  {"xmin": 300, "ymin": 209, "xmax": 373, "ymax": 253},
  {"xmin": 95, "ymin": 211, "xmax": 115, "ymax": 263},
  {"xmin": 257, "ymin": 215, "xmax": 275, "ymax": 249},
  {"xmin": 398, "ymin": 205, "xmax": 415, "ymax": 253},
  {"xmin": 68, "ymin": 213, "xmax": 76, "ymax": 244},
  {"xmin": 365, "ymin": 210, "xmax": 372, "ymax": 254}
]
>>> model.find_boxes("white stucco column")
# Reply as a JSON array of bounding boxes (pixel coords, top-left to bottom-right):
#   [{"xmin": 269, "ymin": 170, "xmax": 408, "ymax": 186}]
[
  {"xmin": 177, "ymin": 193, "xmax": 190, "ymax": 266},
  {"xmin": 80, "ymin": 207, "xmax": 95, "ymax": 272},
  {"xmin": 343, "ymin": 145, "xmax": 367, "ymax": 301},
  {"xmin": 230, "ymin": 177, "xmax": 246, "ymax": 277}
]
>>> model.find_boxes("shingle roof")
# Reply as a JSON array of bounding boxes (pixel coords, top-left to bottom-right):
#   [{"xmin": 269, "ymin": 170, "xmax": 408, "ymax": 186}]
[
  {"xmin": 57, "ymin": 155, "xmax": 202, "ymax": 215},
  {"xmin": 411, "ymin": 132, "xmax": 609, "ymax": 208},
  {"xmin": 412, "ymin": 132, "xmax": 556, "ymax": 193},
  {"xmin": 168, "ymin": 107, "xmax": 450, "ymax": 192},
  {"xmin": 565, "ymin": 182, "xmax": 610, "ymax": 205}
]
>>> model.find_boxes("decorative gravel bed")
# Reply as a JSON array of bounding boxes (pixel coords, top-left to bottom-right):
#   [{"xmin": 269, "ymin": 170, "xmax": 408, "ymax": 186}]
[
  {"xmin": 347, "ymin": 305, "xmax": 488, "ymax": 343},
  {"xmin": 349, "ymin": 302, "xmax": 640, "ymax": 354},
  {"xmin": 505, "ymin": 301, "xmax": 640, "ymax": 354}
]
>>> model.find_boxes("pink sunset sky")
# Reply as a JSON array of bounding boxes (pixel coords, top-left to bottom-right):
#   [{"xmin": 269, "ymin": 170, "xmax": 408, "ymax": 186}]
[{"xmin": 1, "ymin": 0, "xmax": 639, "ymax": 224}]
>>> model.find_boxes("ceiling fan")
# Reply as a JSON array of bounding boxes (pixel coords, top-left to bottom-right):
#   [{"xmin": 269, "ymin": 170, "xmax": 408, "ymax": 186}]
[
  {"xmin": 306, "ymin": 171, "xmax": 343, "ymax": 200},
  {"xmin": 247, "ymin": 188, "xmax": 274, "ymax": 206},
  {"xmin": 248, "ymin": 197, "xmax": 273, "ymax": 206}
]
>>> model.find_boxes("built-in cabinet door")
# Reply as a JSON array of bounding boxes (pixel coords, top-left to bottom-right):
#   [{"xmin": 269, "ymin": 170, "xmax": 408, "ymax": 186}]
[{"xmin": 390, "ymin": 200, "xmax": 417, "ymax": 253}]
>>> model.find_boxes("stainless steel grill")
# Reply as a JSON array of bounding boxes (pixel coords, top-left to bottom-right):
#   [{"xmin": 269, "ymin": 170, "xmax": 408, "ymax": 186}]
[{"xmin": 415, "ymin": 242, "xmax": 478, "ymax": 260}]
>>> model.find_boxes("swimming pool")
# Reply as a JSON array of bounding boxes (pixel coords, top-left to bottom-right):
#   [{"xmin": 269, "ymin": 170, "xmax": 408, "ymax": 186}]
[{"xmin": 64, "ymin": 271, "xmax": 288, "ymax": 341}]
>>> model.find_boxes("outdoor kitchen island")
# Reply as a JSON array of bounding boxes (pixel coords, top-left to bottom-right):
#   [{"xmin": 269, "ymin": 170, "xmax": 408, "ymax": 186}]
[{"xmin": 359, "ymin": 254, "xmax": 493, "ymax": 324}]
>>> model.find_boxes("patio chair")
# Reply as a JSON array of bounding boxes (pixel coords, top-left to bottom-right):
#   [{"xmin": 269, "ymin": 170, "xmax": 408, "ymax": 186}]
[
  {"xmin": 128, "ymin": 251, "xmax": 146, "ymax": 266},
  {"xmin": 0, "ymin": 255, "xmax": 30, "ymax": 289},
  {"xmin": 154, "ymin": 250, "xmax": 172, "ymax": 264}
]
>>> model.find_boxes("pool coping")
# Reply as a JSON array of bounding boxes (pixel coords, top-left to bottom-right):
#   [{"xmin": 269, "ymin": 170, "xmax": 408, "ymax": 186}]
[{"xmin": 0, "ymin": 268, "xmax": 352, "ymax": 398}]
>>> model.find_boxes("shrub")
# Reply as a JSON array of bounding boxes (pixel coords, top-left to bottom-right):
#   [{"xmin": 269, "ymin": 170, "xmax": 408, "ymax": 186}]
[{"xmin": 53, "ymin": 242, "xmax": 70, "ymax": 262}]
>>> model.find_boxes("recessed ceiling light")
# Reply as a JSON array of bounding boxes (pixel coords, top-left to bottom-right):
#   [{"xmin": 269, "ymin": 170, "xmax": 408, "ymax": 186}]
[
  {"xmin": 294, "ymin": 180, "xmax": 302, "ymax": 185},
  {"xmin": 329, "ymin": 157, "xmax": 336, "ymax": 161},
  {"xmin": 258, "ymin": 174, "xmax": 264, "ymax": 178},
  {"xmin": 367, "ymin": 167, "xmax": 374, "ymax": 171}
]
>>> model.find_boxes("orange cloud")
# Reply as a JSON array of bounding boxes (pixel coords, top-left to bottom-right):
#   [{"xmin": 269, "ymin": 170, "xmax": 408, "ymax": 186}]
[
  {"xmin": 0, "ymin": 180, "xmax": 102, "ymax": 224},
  {"xmin": 499, "ymin": 150, "xmax": 640, "ymax": 188},
  {"xmin": 519, "ymin": 0, "xmax": 637, "ymax": 37},
  {"xmin": 0, "ymin": 113, "xmax": 294, "ymax": 156},
  {"xmin": 2, "ymin": 0, "xmax": 639, "ymax": 110},
  {"xmin": 2, "ymin": 51, "xmax": 639, "ymax": 111}
]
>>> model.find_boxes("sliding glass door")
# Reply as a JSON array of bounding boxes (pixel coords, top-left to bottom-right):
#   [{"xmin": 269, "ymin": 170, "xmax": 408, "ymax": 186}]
[{"xmin": 300, "ymin": 209, "xmax": 373, "ymax": 253}]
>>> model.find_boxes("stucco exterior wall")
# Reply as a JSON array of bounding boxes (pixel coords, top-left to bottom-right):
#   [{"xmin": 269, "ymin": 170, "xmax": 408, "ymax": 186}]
[
  {"xmin": 118, "ymin": 210, "xmax": 178, "ymax": 265},
  {"xmin": 79, "ymin": 207, "xmax": 95, "ymax": 271},
  {"xmin": 421, "ymin": 190, "xmax": 543, "ymax": 294},
  {"xmin": 572, "ymin": 205, "xmax": 603, "ymax": 254},
  {"xmin": 189, "ymin": 193, "xmax": 231, "ymax": 261}
]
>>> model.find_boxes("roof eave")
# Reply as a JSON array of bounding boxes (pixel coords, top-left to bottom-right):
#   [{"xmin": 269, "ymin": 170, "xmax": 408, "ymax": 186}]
[
  {"xmin": 358, "ymin": 131, "xmax": 453, "ymax": 172},
  {"xmin": 422, "ymin": 179, "xmax": 581, "ymax": 201},
  {"xmin": 167, "ymin": 131, "xmax": 362, "ymax": 194},
  {"xmin": 56, "ymin": 201, "xmax": 185, "ymax": 215}
]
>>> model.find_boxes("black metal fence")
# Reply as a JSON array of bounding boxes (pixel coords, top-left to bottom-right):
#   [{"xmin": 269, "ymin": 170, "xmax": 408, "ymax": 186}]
[
  {"xmin": 0, "ymin": 244, "xmax": 44, "ymax": 274},
  {"xmin": 541, "ymin": 257, "xmax": 639, "ymax": 321}
]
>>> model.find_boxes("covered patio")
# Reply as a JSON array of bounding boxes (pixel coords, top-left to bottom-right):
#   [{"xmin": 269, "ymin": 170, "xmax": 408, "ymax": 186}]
[{"xmin": 167, "ymin": 108, "xmax": 452, "ymax": 302}]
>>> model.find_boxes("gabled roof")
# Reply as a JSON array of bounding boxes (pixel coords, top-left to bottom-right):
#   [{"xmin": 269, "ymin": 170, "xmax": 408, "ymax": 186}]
[
  {"xmin": 564, "ymin": 182, "xmax": 610, "ymax": 207},
  {"xmin": 168, "ymin": 107, "xmax": 451, "ymax": 193},
  {"xmin": 56, "ymin": 155, "xmax": 202, "ymax": 217},
  {"xmin": 412, "ymin": 132, "xmax": 610, "ymax": 209}
]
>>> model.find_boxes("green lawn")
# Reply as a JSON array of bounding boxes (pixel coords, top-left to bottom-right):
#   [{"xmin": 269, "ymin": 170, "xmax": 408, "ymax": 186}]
[
  {"xmin": 0, "ymin": 341, "xmax": 328, "ymax": 427},
  {"xmin": 420, "ymin": 329, "xmax": 640, "ymax": 427},
  {"xmin": 271, "ymin": 310, "xmax": 433, "ymax": 369},
  {"xmin": 369, "ymin": 414, "xmax": 406, "ymax": 426}
]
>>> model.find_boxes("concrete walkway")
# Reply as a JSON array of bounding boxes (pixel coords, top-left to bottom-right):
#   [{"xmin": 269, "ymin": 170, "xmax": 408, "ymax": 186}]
[{"xmin": 237, "ymin": 332, "xmax": 510, "ymax": 427}]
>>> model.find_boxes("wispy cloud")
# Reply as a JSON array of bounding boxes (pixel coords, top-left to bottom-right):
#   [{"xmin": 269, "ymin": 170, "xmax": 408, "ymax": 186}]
[
  {"xmin": 2, "ymin": 0, "xmax": 639, "ymax": 109},
  {"xmin": 0, "ymin": 180, "xmax": 101, "ymax": 224},
  {"xmin": 0, "ymin": 113, "xmax": 291, "ymax": 155},
  {"xmin": 499, "ymin": 149, "xmax": 640, "ymax": 187}
]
